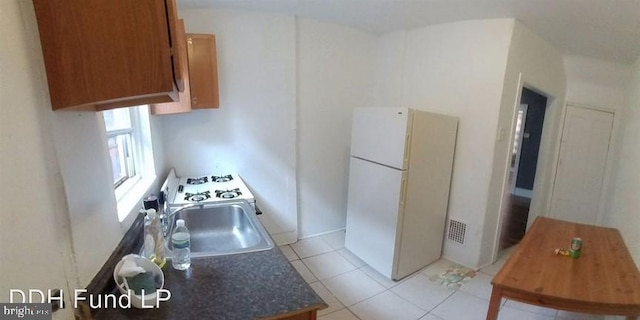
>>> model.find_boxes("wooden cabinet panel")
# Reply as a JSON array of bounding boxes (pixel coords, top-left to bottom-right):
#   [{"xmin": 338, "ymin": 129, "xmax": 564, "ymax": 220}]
[
  {"xmin": 187, "ymin": 34, "xmax": 220, "ymax": 109},
  {"xmin": 32, "ymin": 0, "xmax": 183, "ymax": 111},
  {"xmin": 272, "ymin": 310, "xmax": 318, "ymax": 320},
  {"xmin": 150, "ymin": 19, "xmax": 191, "ymax": 115},
  {"xmin": 165, "ymin": 0, "xmax": 184, "ymax": 93}
]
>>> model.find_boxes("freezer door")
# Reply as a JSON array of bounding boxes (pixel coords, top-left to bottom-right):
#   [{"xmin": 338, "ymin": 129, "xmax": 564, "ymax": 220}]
[
  {"xmin": 351, "ymin": 107, "xmax": 411, "ymax": 170},
  {"xmin": 345, "ymin": 157, "xmax": 407, "ymax": 279}
]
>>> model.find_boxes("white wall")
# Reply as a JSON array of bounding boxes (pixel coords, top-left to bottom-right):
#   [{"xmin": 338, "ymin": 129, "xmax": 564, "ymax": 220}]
[
  {"xmin": 296, "ymin": 18, "xmax": 376, "ymax": 237},
  {"xmin": 5, "ymin": 2, "xmax": 634, "ymax": 299},
  {"xmin": 606, "ymin": 58, "xmax": 640, "ymax": 265},
  {"xmin": 483, "ymin": 21, "xmax": 566, "ymax": 267},
  {"xmin": 1, "ymin": 0, "xmax": 168, "ymax": 304},
  {"xmin": 49, "ymin": 109, "xmax": 168, "ymax": 283},
  {"xmin": 398, "ymin": 19, "xmax": 515, "ymax": 268},
  {"xmin": 564, "ymin": 55, "xmax": 632, "ymax": 111},
  {"xmin": 562, "ymin": 56, "xmax": 632, "ymax": 229},
  {"xmin": 370, "ymin": 31, "xmax": 406, "ymax": 107},
  {"xmin": 167, "ymin": 10, "xmax": 378, "ymax": 240},
  {"xmin": 49, "ymin": 111, "xmax": 123, "ymax": 286},
  {"xmin": 0, "ymin": 3, "xmax": 72, "ymax": 316},
  {"xmin": 167, "ymin": 9, "xmax": 298, "ymax": 244}
]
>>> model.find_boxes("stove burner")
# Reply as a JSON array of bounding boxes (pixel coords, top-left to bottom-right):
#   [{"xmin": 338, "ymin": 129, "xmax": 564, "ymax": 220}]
[
  {"xmin": 212, "ymin": 175, "xmax": 234, "ymax": 183},
  {"xmin": 184, "ymin": 191, "xmax": 211, "ymax": 202},
  {"xmin": 215, "ymin": 188, "xmax": 242, "ymax": 199},
  {"xmin": 186, "ymin": 176, "xmax": 209, "ymax": 185}
]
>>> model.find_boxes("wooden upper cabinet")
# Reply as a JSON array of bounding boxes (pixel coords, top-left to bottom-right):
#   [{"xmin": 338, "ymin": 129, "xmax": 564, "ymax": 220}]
[
  {"xmin": 187, "ymin": 34, "xmax": 220, "ymax": 109},
  {"xmin": 165, "ymin": 0, "xmax": 184, "ymax": 93},
  {"xmin": 32, "ymin": 0, "xmax": 184, "ymax": 111},
  {"xmin": 150, "ymin": 19, "xmax": 191, "ymax": 115}
]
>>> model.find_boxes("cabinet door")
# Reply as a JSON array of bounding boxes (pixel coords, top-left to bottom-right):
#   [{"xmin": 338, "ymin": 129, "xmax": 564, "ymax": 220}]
[
  {"xmin": 165, "ymin": 0, "xmax": 184, "ymax": 93},
  {"xmin": 150, "ymin": 19, "xmax": 191, "ymax": 115},
  {"xmin": 187, "ymin": 34, "xmax": 220, "ymax": 109},
  {"xmin": 32, "ymin": 0, "xmax": 183, "ymax": 111}
]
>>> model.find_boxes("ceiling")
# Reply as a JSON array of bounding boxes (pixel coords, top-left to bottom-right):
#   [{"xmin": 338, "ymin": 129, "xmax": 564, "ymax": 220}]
[{"xmin": 177, "ymin": 0, "xmax": 640, "ymax": 65}]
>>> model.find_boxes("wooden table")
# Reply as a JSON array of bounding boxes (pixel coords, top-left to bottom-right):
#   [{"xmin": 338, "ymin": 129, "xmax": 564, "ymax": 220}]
[{"xmin": 487, "ymin": 217, "xmax": 640, "ymax": 320}]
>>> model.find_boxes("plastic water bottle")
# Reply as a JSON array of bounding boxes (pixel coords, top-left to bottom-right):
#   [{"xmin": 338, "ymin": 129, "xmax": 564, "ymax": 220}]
[{"xmin": 171, "ymin": 219, "xmax": 191, "ymax": 270}]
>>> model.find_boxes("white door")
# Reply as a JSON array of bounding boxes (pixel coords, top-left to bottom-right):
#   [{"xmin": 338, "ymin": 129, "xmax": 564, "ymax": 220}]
[
  {"xmin": 550, "ymin": 106, "xmax": 614, "ymax": 225},
  {"xmin": 345, "ymin": 157, "xmax": 406, "ymax": 278},
  {"xmin": 350, "ymin": 107, "xmax": 410, "ymax": 170}
]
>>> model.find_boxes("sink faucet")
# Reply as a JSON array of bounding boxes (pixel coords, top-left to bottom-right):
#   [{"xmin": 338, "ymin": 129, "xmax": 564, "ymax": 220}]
[
  {"xmin": 160, "ymin": 202, "xmax": 204, "ymax": 237},
  {"xmin": 160, "ymin": 202, "xmax": 178, "ymax": 238}
]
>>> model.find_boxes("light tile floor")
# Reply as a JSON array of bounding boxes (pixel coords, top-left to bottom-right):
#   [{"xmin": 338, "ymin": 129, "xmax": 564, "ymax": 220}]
[{"xmin": 280, "ymin": 230, "xmax": 620, "ymax": 320}]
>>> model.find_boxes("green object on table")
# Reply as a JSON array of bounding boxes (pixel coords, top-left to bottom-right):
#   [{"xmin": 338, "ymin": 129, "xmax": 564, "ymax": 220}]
[
  {"xmin": 569, "ymin": 249, "xmax": 581, "ymax": 259},
  {"xmin": 126, "ymin": 272, "xmax": 157, "ymax": 295}
]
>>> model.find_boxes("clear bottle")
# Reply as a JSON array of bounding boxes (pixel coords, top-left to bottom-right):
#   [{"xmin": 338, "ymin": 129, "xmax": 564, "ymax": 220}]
[
  {"xmin": 171, "ymin": 219, "xmax": 191, "ymax": 270},
  {"xmin": 142, "ymin": 209, "xmax": 155, "ymax": 260},
  {"xmin": 145, "ymin": 209, "xmax": 166, "ymax": 268}
]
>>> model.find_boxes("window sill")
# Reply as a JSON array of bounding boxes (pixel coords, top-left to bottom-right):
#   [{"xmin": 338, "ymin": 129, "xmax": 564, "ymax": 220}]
[{"xmin": 116, "ymin": 175, "xmax": 156, "ymax": 222}]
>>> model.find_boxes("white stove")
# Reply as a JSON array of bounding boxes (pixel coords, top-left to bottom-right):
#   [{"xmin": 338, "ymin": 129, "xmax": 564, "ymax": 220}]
[{"xmin": 162, "ymin": 169, "xmax": 255, "ymax": 209}]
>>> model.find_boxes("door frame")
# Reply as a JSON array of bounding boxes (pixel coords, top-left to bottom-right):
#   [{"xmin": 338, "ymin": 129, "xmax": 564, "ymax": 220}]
[
  {"xmin": 510, "ymin": 103, "xmax": 529, "ymax": 195},
  {"xmin": 546, "ymin": 103, "xmax": 619, "ymax": 226},
  {"xmin": 492, "ymin": 75, "xmax": 557, "ymax": 262}
]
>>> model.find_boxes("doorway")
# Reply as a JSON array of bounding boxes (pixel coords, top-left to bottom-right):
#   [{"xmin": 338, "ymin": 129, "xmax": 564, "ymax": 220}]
[
  {"xmin": 549, "ymin": 105, "xmax": 614, "ymax": 225},
  {"xmin": 498, "ymin": 87, "xmax": 548, "ymax": 251}
]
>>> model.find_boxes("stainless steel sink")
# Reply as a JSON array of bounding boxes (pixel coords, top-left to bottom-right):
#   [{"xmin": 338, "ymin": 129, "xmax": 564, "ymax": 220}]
[{"xmin": 166, "ymin": 201, "xmax": 274, "ymax": 258}]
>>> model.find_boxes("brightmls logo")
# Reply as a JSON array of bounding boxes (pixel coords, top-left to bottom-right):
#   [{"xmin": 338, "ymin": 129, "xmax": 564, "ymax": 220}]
[{"xmin": 0, "ymin": 304, "xmax": 51, "ymax": 320}]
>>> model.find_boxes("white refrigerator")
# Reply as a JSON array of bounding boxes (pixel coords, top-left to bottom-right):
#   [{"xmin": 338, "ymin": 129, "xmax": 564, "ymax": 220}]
[{"xmin": 345, "ymin": 107, "xmax": 458, "ymax": 280}]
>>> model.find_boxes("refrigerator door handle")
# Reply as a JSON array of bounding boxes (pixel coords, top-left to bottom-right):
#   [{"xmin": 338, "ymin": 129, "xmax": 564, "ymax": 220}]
[
  {"xmin": 404, "ymin": 133, "xmax": 412, "ymax": 165},
  {"xmin": 400, "ymin": 177, "xmax": 408, "ymax": 206}
]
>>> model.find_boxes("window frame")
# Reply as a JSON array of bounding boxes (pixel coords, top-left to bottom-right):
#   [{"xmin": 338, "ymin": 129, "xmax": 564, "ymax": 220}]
[
  {"xmin": 104, "ymin": 107, "xmax": 142, "ymax": 193},
  {"xmin": 102, "ymin": 105, "xmax": 156, "ymax": 222},
  {"xmin": 106, "ymin": 125, "xmax": 137, "ymax": 189}
]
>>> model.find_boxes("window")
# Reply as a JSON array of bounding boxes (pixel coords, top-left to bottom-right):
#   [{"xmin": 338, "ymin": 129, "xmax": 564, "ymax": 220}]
[
  {"xmin": 102, "ymin": 105, "xmax": 156, "ymax": 221},
  {"xmin": 103, "ymin": 108, "xmax": 137, "ymax": 188}
]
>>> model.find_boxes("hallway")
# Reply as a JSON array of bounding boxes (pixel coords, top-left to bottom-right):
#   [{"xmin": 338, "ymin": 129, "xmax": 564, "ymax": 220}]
[{"xmin": 499, "ymin": 194, "xmax": 530, "ymax": 251}]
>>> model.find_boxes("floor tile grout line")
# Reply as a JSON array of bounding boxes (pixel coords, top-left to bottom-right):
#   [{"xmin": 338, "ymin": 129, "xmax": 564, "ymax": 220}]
[
  {"xmin": 279, "ymin": 246, "xmax": 301, "ymax": 261},
  {"xmin": 349, "ymin": 289, "xmax": 430, "ymax": 320},
  {"xmin": 291, "ymin": 249, "xmax": 335, "ymax": 260},
  {"xmin": 301, "ymin": 233, "xmax": 530, "ymax": 320},
  {"xmin": 289, "ymin": 235, "xmax": 336, "ymax": 258},
  {"xmin": 301, "ymin": 254, "xmax": 359, "ymax": 282},
  {"xmin": 309, "ymin": 282, "xmax": 351, "ymax": 319},
  {"xmin": 301, "ymin": 249, "xmax": 358, "ymax": 263},
  {"xmin": 382, "ymin": 283, "xmax": 439, "ymax": 316},
  {"xmin": 304, "ymin": 235, "xmax": 578, "ymax": 320},
  {"xmin": 418, "ymin": 287, "xmax": 457, "ymax": 317},
  {"xmin": 334, "ymin": 247, "xmax": 366, "ymax": 267},
  {"xmin": 342, "ymin": 307, "xmax": 364, "ymax": 320},
  {"xmin": 290, "ymin": 250, "xmax": 332, "ymax": 260},
  {"xmin": 364, "ymin": 266, "xmax": 502, "ymax": 319},
  {"xmin": 311, "ymin": 245, "xmax": 471, "ymax": 318},
  {"xmin": 356, "ymin": 265, "xmax": 401, "ymax": 289},
  {"xmin": 502, "ymin": 299, "xmax": 559, "ymax": 318},
  {"xmin": 318, "ymin": 277, "xmax": 377, "ymax": 308},
  {"xmin": 318, "ymin": 264, "xmax": 457, "ymax": 318},
  {"xmin": 305, "ymin": 266, "xmax": 357, "ymax": 283},
  {"xmin": 321, "ymin": 308, "xmax": 356, "ymax": 320}
]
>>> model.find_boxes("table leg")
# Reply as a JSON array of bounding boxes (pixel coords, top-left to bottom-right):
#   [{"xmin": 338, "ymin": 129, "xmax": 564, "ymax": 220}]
[{"xmin": 486, "ymin": 286, "xmax": 502, "ymax": 320}]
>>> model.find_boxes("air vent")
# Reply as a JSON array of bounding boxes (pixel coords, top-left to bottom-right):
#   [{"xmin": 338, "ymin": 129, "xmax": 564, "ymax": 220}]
[{"xmin": 447, "ymin": 219, "xmax": 467, "ymax": 245}]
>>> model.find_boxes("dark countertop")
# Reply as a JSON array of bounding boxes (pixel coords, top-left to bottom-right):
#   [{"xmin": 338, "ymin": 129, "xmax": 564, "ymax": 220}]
[{"xmin": 94, "ymin": 247, "xmax": 326, "ymax": 319}]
